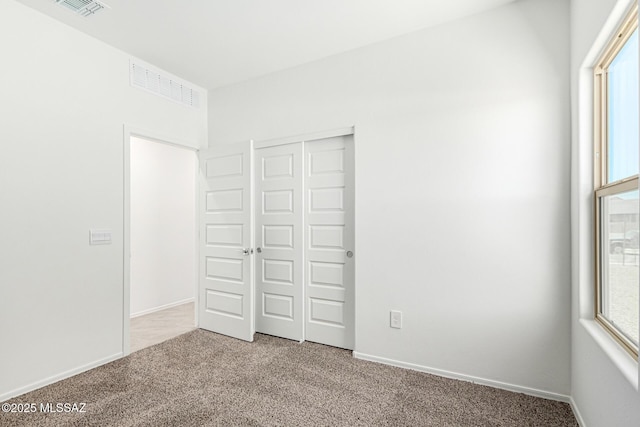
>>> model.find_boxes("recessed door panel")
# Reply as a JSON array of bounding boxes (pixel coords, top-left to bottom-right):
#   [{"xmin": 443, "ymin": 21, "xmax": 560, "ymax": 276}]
[
  {"xmin": 309, "ymin": 298, "xmax": 344, "ymax": 326},
  {"xmin": 205, "ymin": 257, "xmax": 243, "ymax": 283},
  {"xmin": 310, "ymin": 187, "xmax": 344, "ymax": 212},
  {"xmin": 310, "ymin": 225, "xmax": 345, "ymax": 249},
  {"xmin": 263, "ymin": 293, "xmax": 294, "ymax": 319},
  {"xmin": 255, "ymin": 143, "xmax": 303, "ymax": 341},
  {"xmin": 263, "ymin": 154, "xmax": 293, "ymax": 179},
  {"xmin": 206, "ymin": 290, "xmax": 243, "ymax": 318},
  {"xmin": 263, "ymin": 190, "xmax": 293, "ymax": 213},
  {"xmin": 206, "ymin": 189, "xmax": 243, "ymax": 212},
  {"xmin": 310, "ymin": 149, "xmax": 344, "ymax": 175},
  {"xmin": 263, "ymin": 259, "xmax": 294, "ymax": 284},
  {"xmin": 206, "ymin": 224, "xmax": 243, "ymax": 247},
  {"xmin": 263, "ymin": 225, "xmax": 294, "ymax": 248},
  {"xmin": 309, "ymin": 262, "xmax": 344, "ymax": 288}
]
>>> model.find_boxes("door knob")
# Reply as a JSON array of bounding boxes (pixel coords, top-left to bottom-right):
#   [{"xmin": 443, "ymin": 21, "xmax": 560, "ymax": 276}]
[
  {"xmin": 242, "ymin": 248, "xmax": 250, "ymax": 256},
  {"xmin": 256, "ymin": 247, "xmax": 262, "ymax": 254},
  {"xmin": 346, "ymin": 250, "xmax": 353, "ymax": 258}
]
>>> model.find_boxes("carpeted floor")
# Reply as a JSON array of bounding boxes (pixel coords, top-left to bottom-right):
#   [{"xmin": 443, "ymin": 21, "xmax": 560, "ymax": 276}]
[{"xmin": 1, "ymin": 329, "xmax": 577, "ymax": 426}]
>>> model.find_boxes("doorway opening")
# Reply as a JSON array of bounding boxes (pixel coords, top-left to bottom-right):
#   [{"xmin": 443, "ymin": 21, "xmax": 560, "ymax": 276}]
[{"xmin": 125, "ymin": 133, "xmax": 198, "ymax": 354}]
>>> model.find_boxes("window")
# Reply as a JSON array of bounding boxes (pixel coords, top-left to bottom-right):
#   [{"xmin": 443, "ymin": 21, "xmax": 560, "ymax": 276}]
[{"xmin": 594, "ymin": 3, "xmax": 639, "ymax": 358}]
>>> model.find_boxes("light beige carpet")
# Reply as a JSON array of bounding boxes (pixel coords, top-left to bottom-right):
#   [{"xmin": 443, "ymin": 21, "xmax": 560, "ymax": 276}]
[{"xmin": 0, "ymin": 330, "xmax": 577, "ymax": 426}]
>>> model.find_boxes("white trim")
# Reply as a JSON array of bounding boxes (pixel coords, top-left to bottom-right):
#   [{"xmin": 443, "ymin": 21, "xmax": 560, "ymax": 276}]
[
  {"xmin": 352, "ymin": 352, "xmax": 571, "ymax": 403},
  {"xmin": 569, "ymin": 396, "xmax": 587, "ymax": 427},
  {"xmin": 193, "ymin": 152, "xmax": 200, "ymax": 329},
  {"xmin": 580, "ymin": 0, "xmax": 637, "ymax": 70},
  {"xmin": 249, "ymin": 140, "xmax": 256, "ymax": 337},
  {"xmin": 130, "ymin": 298, "xmax": 195, "ymax": 318},
  {"xmin": 253, "ymin": 126, "xmax": 354, "ymax": 149},
  {"xmin": 352, "ymin": 130, "xmax": 358, "ymax": 352},
  {"xmin": 123, "ymin": 127, "xmax": 131, "ymax": 356},
  {"xmin": 125, "ymin": 125, "xmax": 200, "ymax": 151},
  {"xmin": 0, "ymin": 353, "xmax": 122, "ymax": 402}
]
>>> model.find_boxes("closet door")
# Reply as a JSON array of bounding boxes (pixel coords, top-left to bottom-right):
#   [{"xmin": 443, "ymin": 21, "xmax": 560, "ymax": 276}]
[
  {"xmin": 198, "ymin": 142, "xmax": 254, "ymax": 342},
  {"xmin": 254, "ymin": 143, "xmax": 304, "ymax": 341},
  {"xmin": 304, "ymin": 136, "xmax": 355, "ymax": 349}
]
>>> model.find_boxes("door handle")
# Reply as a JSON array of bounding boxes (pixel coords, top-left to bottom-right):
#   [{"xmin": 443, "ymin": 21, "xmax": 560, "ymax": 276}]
[
  {"xmin": 346, "ymin": 250, "xmax": 353, "ymax": 258},
  {"xmin": 256, "ymin": 247, "xmax": 262, "ymax": 254},
  {"xmin": 242, "ymin": 248, "xmax": 251, "ymax": 256}
]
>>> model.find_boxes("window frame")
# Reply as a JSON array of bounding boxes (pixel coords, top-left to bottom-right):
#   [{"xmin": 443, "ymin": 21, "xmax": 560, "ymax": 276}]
[{"xmin": 593, "ymin": 3, "xmax": 639, "ymax": 359}]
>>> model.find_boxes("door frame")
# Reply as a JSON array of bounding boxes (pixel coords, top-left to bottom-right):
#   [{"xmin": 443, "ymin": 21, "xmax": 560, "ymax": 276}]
[
  {"xmin": 254, "ymin": 126, "xmax": 355, "ymax": 149},
  {"xmin": 253, "ymin": 125, "xmax": 356, "ymax": 348},
  {"xmin": 122, "ymin": 125, "xmax": 200, "ymax": 356}
]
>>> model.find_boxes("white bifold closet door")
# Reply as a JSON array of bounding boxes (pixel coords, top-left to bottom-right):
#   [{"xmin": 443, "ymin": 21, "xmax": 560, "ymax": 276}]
[
  {"xmin": 199, "ymin": 135, "xmax": 354, "ymax": 349},
  {"xmin": 199, "ymin": 142, "xmax": 254, "ymax": 342},
  {"xmin": 254, "ymin": 143, "xmax": 304, "ymax": 341},
  {"xmin": 304, "ymin": 136, "xmax": 355, "ymax": 350}
]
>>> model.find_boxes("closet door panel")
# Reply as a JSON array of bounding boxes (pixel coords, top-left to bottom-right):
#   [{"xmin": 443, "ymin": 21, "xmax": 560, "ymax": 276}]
[
  {"xmin": 304, "ymin": 136, "xmax": 355, "ymax": 350},
  {"xmin": 255, "ymin": 143, "xmax": 304, "ymax": 341},
  {"xmin": 198, "ymin": 142, "xmax": 254, "ymax": 342}
]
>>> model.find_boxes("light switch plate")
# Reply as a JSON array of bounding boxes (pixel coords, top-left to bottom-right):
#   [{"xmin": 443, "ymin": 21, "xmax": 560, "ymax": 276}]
[{"xmin": 90, "ymin": 229, "xmax": 112, "ymax": 245}]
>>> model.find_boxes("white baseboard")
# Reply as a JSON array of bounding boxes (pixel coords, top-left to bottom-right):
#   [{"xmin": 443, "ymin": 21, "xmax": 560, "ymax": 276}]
[
  {"xmin": 569, "ymin": 396, "xmax": 586, "ymax": 427},
  {"xmin": 130, "ymin": 297, "xmax": 194, "ymax": 318},
  {"xmin": 352, "ymin": 351, "xmax": 571, "ymax": 403},
  {"xmin": 0, "ymin": 352, "xmax": 122, "ymax": 403}
]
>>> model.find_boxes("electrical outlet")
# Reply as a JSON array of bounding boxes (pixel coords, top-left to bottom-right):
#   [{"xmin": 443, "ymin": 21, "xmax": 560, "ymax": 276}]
[{"xmin": 390, "ymin": 310, "xmax": 402, "ymax": 329}]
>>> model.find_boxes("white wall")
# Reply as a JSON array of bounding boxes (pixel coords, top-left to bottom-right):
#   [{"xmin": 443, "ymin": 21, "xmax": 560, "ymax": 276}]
[
  {"xmin": 0, "ymin": 1, "xmax": 207, "ymax": 400},
  {"xmin": 570, "ymin": 0, "xmax": 640, "ymax": 425},
  {"xmin": 209, "ymin": 0, "xmax": 572, "ymax": 397},
  {"xmin": 130, "ymin": 137, "xmax": 196, "ymax": 317}
]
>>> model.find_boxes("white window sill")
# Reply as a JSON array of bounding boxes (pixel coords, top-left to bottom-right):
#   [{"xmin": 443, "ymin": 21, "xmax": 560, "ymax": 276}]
[{"xmin": 580, "ymin": 319, "xmax": 639, "ymax": 390}]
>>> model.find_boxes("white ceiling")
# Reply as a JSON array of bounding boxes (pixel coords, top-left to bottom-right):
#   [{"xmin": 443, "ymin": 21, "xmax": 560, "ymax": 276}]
[{"xmin": 17, "ymin": 0, "xmax": 517, "ymax": 89}]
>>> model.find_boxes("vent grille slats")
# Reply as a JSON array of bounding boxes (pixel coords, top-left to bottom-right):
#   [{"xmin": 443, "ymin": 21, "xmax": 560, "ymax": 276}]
[
  {"xmin": 61, "ymin": 0, "xmax": 92, "ymax": 9},
  {"xmin": 159, "ymin": 76, "xmax": 172, "ymax": 98},
  {"xmin": 54, "ymin": 0, "xmax": 106, "ymax": 17},
  {"xmin": 80, "ymin": 3, "xmax": 104, "ymax": 17},
  {"xmin": 130, "ymin": 61, "xmax": 201, "ymax": 109}
]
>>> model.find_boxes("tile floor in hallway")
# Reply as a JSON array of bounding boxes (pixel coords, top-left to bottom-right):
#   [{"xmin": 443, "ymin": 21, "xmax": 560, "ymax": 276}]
[{"xmin": 130, "ymin": 302, "xmax": 196, "ymax": 353}]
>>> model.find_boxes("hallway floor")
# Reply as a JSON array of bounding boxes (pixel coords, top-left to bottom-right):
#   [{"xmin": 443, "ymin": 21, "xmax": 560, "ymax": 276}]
[{"xmin": 130, "ymin": 302, "xmax": 195, "ymax": 353}]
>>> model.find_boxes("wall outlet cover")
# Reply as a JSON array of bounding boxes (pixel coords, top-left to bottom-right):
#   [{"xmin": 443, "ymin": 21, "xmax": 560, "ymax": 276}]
[{"xmin": 390, "ymin": 310, "xmax": 402, "ymax": 329}]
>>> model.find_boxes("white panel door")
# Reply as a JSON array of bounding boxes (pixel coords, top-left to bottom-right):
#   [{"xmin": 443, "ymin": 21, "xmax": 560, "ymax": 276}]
[
  {"xmin": 255, "ymin": 143, "xmax": 304, "ymax": 341},
  {"xmin": 199, "ymin": 142, "xmax": 254, "ymax": 342},
  {"xmin": 305, "ymin": 135, "xmax": 355, "ymax": 349}
]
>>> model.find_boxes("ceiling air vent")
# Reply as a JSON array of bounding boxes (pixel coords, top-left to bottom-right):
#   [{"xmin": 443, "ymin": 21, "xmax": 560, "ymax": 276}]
[
  {"xmin": 55, "ymin": 0, "xmax": 107, "ymax": 17},
  {"xmin": 130, "ymin": 61, "xmax": 201, "ymax": 109}
]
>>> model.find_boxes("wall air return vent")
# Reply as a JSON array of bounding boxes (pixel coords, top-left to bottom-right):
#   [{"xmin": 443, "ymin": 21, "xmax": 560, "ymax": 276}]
[
  {"xmin": 130, "ymin": 61, "xmax": 201, "ymax": 109},
  {"xmin": 55, "ymin": 0, "xmax": 108, "ymax": 17}
]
